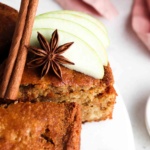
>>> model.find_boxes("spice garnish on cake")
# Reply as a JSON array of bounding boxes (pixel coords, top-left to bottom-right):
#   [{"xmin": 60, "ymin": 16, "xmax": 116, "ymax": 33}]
[
  {"xmin": 27, "ymin": 30, "xmax": 74, "ymax": 80},
  {"xmin": 0, "ymin": 0, "xmax": 39, "ymax": 100}
]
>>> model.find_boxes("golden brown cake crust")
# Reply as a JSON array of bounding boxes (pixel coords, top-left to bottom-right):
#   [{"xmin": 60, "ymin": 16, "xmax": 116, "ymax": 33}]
[
  {"xmin": 21, "ymin": 64, "xmax": 114, "ymax": 87},
  {"xmin": 0, "ymin": 102, "xmax": 81, "ymax": 150}
]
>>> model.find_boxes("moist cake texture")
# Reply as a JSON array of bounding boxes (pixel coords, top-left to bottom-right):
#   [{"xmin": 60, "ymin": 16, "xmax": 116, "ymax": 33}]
[
  {"xmin": 0, "ymin": 102, "xmax": 81, "ymax": 150},
  {"xmin": 18, "ymin": 64, "xmax": 117, "ymax": 122}
]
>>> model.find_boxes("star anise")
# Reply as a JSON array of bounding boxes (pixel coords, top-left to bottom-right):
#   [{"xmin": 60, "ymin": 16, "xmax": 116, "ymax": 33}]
[{"xmin": 27, "ymin": 29, "xmax": 74, "ymax": 80}]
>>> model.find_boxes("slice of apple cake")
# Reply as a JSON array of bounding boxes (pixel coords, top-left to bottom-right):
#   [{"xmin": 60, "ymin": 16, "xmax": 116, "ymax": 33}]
[{"xmin": 18, "ymin": 64, "xmax": 116, "ymax": 122}]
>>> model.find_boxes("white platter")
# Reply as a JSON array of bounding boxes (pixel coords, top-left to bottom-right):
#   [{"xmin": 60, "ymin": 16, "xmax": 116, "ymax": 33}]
[
  {"xmin": 1, "ymin": 0, "xmax": 135, "ymax": 149},
  {"xmin": 81, "ymin": 88, "xmax": 135, "ymax": 150}
]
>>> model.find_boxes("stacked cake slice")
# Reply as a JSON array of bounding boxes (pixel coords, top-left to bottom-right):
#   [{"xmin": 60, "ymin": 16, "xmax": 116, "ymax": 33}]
[
  {"xmin": 19, "ymin": 64, "xmax": 116, "ymax": 122},
  {"xmin": 0, "ymin": 102, "xmax": 81, "ymax": 150}
]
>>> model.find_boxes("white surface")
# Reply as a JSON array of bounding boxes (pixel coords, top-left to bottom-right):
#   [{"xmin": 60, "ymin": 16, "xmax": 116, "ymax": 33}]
[
  {"xmin": 1, "ymin": 0, "xmax": 150, "ymax": 149},
  {"xmin": 104, "ymin": 1, "xmax": 150, "ymax": 150},
  {"xmin": 145, "ymin": 97, "xmax": 150, "ymax": 136},
  {"xmin": 81, "ymin": 89, "xmax": 135, "ymax": 150}
]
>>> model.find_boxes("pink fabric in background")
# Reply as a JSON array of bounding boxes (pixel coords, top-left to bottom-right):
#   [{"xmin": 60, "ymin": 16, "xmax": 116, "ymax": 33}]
[
  {"xmin": 55, "ymin": 0, "xmax": 118, "ymax": 20},
  {"xmin": 132, "ymin": 0, "xmax": 150, "ymax": 50}
]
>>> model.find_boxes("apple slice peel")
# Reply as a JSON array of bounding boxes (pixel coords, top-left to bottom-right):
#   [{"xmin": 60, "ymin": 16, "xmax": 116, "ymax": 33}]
[
  {"xmin": 35, "ymin": 10, "xmax": 110, "ymax": 48},
  {"xmin": 36, "ymin": 10, "xmax": 108, "ymax": 35}
]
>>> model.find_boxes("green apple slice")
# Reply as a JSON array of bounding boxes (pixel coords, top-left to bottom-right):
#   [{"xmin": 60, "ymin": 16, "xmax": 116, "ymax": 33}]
[
  {"xmin": 33, "ymin": 17, "xmax": 108, "ymax": 66},
  {"xmin": 36, "ymin": 10, "xmax": 109, "ymax": 48},
  {"xmin": 30, "ymin": 28, "xmax": 104, "ymax": 79},
  {"xmin": 36, "ymin": 10, "xmax": 108, "ymax": 35}
]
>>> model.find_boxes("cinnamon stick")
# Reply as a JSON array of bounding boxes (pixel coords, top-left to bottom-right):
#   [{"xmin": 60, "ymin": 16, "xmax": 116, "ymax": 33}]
[
  {"xmin": 0, "ymin": 0, "xmax": 29, "ymax": 98},
  {"xmin": 0, "ymin": 0, "xmax": 39, "ymax": 100}
]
